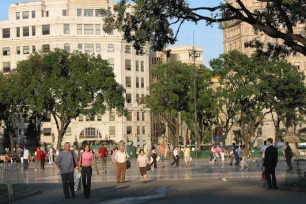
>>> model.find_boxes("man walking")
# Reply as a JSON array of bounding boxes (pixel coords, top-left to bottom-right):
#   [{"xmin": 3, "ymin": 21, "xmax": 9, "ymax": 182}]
[
  {"xmin": 171, "ymin": 146, "xmax": 180, "ymax": 167},
  {"xmin": 263, "ymin": 138, "xmax": 279, "ymax": 190},
  {"xmin": 284, "ymin": 142, "xmax": 293, "ymax": 171},
  {"xmin": 114, "ymin": 145, "xmax": 128, "ymax": 183},
  {"xmin": 23, "ymin": 146, "xmax": 31, "ymax": 170},
  {"xmin": 99, "ymin": 143, "xmax": 108, "ymax": 173},
  {"xmin": 229, "ymin": 143, "xmax": 237, "ymax": 165},
  {"xmin": 56, "ymin": 142, "xmax": 78, "ymax": 199}
]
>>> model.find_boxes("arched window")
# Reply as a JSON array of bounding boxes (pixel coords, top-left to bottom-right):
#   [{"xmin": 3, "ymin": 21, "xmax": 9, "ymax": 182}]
[{"xmin": 79, "ymin": 127, "xmax": 102, "ymax": 139}]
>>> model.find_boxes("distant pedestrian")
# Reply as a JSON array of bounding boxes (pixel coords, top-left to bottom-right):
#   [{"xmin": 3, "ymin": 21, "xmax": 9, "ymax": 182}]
[
  {"xmin": 160, "ymin": 145, "xmax": 166, "ymax": 161},
  {"xmin": 41, "ymin": 149, "xmax": 47, "ymax": 170},
  {"xmin": 137, "ymin": 149, "xmax": 149, "ymax": 183},
  {"xmin": 284, "ymin": 142, "xmax": 293, "ymax": 171},
  {"xmin": 209, "ymin": 144, "xmax": 214, "ymax": 164},
  {"xmin": 20, "ymin": 148, "xmax": 24, "ymax": 165},
  {"xmin": 56, "ymin": 142, "xmax": 78, "ymax": 199},
  {"xmin": 114, "ymin": 145, "xmax": 129, "ymax": 183},
  {"xmin": 49, "ymin": 148, "xmax": 54, "ymax": 163},
  {"xmin": 260, "ymin": 141, "xmax": 267, "ymax": 170},
  {"xmin": 151, "ymin": 146, "xmax": 157, "ymax": 169},
  {"xmin": 112, "ymin": 147, "xmax": 118, "ymax": 163},
  {"xmin": 171, "ymin": 146, "xmax": 180, "ymax": 167},
  {"xmin": 229, "ymin": 143, "xmax": 237, "ymax": 165},
  {"xmin": 263, "ymin": 138, "xmax": 279, "ymax": 190},
  {"xmin": 184, "ymin": 146, "xmax": 191, "ymax": 167},
  {"xmin": 35, "ymin": 147, "xmax": 42, "ymax": 170},
  {"xmin": 99, "ymin": 143, "xmax": 108, "ymax": 173},
  {"xmin": 211, "ymin": 145, "xmax": 220, "ymax": 165},
  {"xmin": 23, "ymin": 147, "xmax": 31, "ymax": 170}
]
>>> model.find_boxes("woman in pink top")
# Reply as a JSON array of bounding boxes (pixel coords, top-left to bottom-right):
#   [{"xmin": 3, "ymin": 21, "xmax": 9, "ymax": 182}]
[{"xmin": 77, "ymin": 145, "xmax": 99, "ymax": 199}]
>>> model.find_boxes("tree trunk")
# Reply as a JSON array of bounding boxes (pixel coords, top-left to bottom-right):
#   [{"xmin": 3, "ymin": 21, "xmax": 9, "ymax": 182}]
[
  {"xmin": 9, "ymin": 132, "xmax": 14, "ymax": 155},
  {"xmin": 274, "ymin": 119, "xmax": 281, "ymax": 147},
  {"xmin": 56, "ymin": 130, "xmax": 65, "ymax": 150}
]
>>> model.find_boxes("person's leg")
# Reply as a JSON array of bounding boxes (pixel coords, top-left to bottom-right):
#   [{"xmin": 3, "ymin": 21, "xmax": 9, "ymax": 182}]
[
  {"xmin": 116, "ymin": 163, "xmax": 121, "ymax": 183},
  {"xmin": 289, "ymin": 157, "xmax": 293, "ymax": 170},
  {"xmin": 104, "ymin": 157, "xmax": 107, "ymax": 172},
  {"xmin": 265, "ymin": 168, "xmax": 272, "ymax": 188},
  {"xmin": 82, "ymin": 167, "xmax": 87, "ymax": 196},
  {"xmin": 86, "ymin": 167, "xmax": 92, "ymax": 198},
  {"xmin": 23, "ymin": 159, "xmax": 28, "ymax": 170},
  {"xmin": 61, "ymin": 173, "xmax": 70, "ymax": 198},
  {"xmin": 67, "ymin": 171, "xmax": 75, "ymax": 197},
  {"xmin": 176, "ymin": 156, "xmax": 180, "ymax": 167},
  {"xmin": 101, "ymin": 158, "xmax": 105, "ymax": 172},
  {"xmin": 229, "ymin": 153, "xmax": 234, "ymax": 165},
  {"xmin": 122, "ymin": 162, "xmax": 127, "ymax": 182},
  {"xmin": 171, "ymin": 156, "xmax": 176, "ymax": 165},
  {"xmin": 271, "ymin": 167, "xmax": 278, "ymax": 188}
]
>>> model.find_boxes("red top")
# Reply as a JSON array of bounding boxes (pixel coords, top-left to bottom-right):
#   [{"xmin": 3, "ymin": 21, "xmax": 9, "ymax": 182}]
[
  {"xmin": 35, "ymin": 150, "xmax": 42, "ymax": 160},
  {"xmin": 99, "ymin": 147, "xmax": 108, "ymax": 158},
  {"xmin": 41, "ymin": 151, "xmax": 47, "ymax": 159}
]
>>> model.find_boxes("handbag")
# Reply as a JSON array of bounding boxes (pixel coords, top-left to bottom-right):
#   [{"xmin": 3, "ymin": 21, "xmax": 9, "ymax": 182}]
[
  {"xmin": 71, "ymin": 151, "xmax": 76, "ymax": 168},
  {"xmin": 156, "ymin": 156, "xmax": 160, "ymax": 162},
  {"xmin": 146, "ymin": 164, "xmax": 151, "ymax": 171},
  {"xmin": 126, "ymin": 160, "xmax": 131, "ymax": 169},
  {"xmin": 262, "ymin": 171, "xmax": 266, "ymax": 181}
]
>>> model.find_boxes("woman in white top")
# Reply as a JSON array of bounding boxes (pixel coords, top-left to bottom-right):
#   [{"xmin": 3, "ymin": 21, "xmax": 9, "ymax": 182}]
[{"xmin": 137, "ymin": 149, "xmax": 149, "ymax": 183}]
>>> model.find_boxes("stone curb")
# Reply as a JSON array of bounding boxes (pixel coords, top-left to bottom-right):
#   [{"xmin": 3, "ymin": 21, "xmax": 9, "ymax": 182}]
[{"xmin": 0, "ymin": 189, "xmax": 41, "ymax": 204}]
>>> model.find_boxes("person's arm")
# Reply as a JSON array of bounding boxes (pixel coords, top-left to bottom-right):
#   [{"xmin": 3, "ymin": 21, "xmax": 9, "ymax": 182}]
[
  {"xmin": 77, "ymin": 153, "xmax": 82, "ymax": 171},
  {"xmin": 28, "ymin": 152, "xmax": 31, "ymax": 163},
  {"xmin": 114, "ymin": 154, "xmax": 117, "ymax": 168},
  {"xmin": 92, "ymin": 154, "xmax": 99, "ymax": 174},
  {"xmin": 136, "ymin": 158, "xmax": 139, "ymax": 168},
  {"xmin": 55, "ymin": 154, "xmax": 61, "ymax": 169}
]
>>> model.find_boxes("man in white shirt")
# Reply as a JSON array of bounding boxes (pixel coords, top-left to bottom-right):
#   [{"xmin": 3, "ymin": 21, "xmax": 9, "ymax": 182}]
[
  {"xmin": 49, "ymin": 148, "xmax": 53, "ymax": 163},
  {"xmin": 114, "ymin": 145, "xmax": 128, "ymax": 183},
  {"xmin": 23, "ymin": 146, "xmax": 31, "ymax": 170},
  {"xmin": 171, "ymin": 146, "xmax": 180, "ymax": 167}
]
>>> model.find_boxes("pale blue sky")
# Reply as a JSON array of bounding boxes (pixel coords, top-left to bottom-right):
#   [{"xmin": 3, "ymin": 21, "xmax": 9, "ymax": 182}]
[{"xmin": 0, "ymin": 0, "xmax": 224, "ymax": 67}]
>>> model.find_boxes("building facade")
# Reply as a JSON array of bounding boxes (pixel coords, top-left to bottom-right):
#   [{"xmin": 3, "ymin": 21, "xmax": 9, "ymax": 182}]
[{"xmin": 0, "ymin": 0, "xmax": 151, "ymax": 148}]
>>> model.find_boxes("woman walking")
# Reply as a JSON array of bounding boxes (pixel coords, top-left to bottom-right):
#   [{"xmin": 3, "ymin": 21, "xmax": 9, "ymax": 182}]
[
  {"xmin": 137, "ymin": 150, "xmax": 149, "ymax": 183},
  {"xmin": 35, "ymin": 147, "xmax": 42, "ymax": 170},
  {"xmin": 211, "ymin": 145, "xmax": 220, "ymax": 165},
  {"xmin": 184, "ymin": 146, "xmax": 191, "ymax": 167},
  {"xmin": 78, "ymin": 145, "xmax": 99, "ymax": 199},
  {"xmin": 151, "ymin": 146, "xmax": 157, "ymax": 169}
]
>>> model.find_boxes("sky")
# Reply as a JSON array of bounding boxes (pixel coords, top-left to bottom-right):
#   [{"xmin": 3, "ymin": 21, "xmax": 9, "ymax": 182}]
[{"xmin": 0, "ymin": 0, "xmax": 224, "ymax": 67}]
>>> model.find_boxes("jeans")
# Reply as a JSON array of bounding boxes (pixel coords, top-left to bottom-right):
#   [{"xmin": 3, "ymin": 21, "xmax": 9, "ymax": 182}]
[
  {"xmin": 265, "ymin": 167, "xmax": 277, "ymax": 188},
  {"xmin": 61, "ymin": 171, "xmax": 75, "ymax": 198},
  {"xmin": 212, "ymin": 154, "xmax": 220, "ymax": 164},
  {"xmin": 23, "ymin": 159, "xmax": 29, "ymax": 170},
  {"xmin": 81, "ymin": 166, "xmax": 92, "ymax": 198},
  {"xmin": 235, "ymin": 154, "xmax": 240, "ymax": 165}
]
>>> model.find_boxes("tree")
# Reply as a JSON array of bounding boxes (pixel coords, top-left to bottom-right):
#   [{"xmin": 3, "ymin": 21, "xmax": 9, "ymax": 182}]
[
  {"xmin": 17, "ymin": 49, "xmax": 126, "ymax": 149},
  {"xmin": 101, "ymin": 0, "xmax": 305, "ymax": 56}
]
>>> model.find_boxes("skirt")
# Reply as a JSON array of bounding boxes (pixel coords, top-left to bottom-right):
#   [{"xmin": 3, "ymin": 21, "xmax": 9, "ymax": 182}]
[
  {"xmin": 139, "ymin": 167, "xmax": 147, "ymax": 176},
  {"xmin": 35, "ymin": 160, "xmax": 41, "ymax": 169}
]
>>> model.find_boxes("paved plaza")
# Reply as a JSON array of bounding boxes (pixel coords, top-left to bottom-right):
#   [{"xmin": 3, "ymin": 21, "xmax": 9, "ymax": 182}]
[{"xmin": 12, "ymin": 158, "xmax": 306, "ymax": 203}]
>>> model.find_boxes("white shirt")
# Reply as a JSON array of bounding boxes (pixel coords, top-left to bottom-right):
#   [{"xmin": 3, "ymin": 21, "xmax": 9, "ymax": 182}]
[
  {"xmin": 115, "ymin": 150, "xmax": 128, "ymax": 163},
  {"xmin": 260, "ymin": 145, "xmax": 267, "ymax": 158},
  {"xmin": 23, "ymin": 150, "xmax": 29, "ymax": 159},
  {"xmin": 173, "ymin": 149, "xmax": 179, "ymax": 157}
]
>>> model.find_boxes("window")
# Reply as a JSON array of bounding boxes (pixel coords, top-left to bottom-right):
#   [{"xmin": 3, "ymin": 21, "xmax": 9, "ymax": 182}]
[
  {"xmin": 80, "ymin": 127, "xmax": 102, "ymax": 139},
  {"xmin": 84, "ymin": 9, "xmax": 93, "ymax": 16},
  {"xmin": 108, "ymin": 44, "xmax": 114, "ymax": 52},
  {"xmin": 43, "ymin": 128, "xmax": 52, "ymax": 136},
  {"xmin": 126, "ymin": 77, "xmax": 131, "ymax": 88},
  {"xmin": 141, "ymin": 61, "xmax": 144, "ymax": 72},
  {"xmin": 97, "ymin": 114, "xmax": 102, "ymax": 121},
  {"xmin": 137, "ymin": 126, "xmax": 141, "ymax": 135},
  {"xmin": 64, "ymin": 24, "xmax": 70, "ymax": 34},
  {"xmin": 125, "ymin": 59, "xmax": 131, "ymax": 71},
  {"xmin": 77, "ymin": 24, "xmax": 82, "ymax": 34},
  {"xmin": 141, "ymin": 78, "xmax": 144, "ymax": 88},
  {"xmin": 16, "ymin": 12, "xmax": 20, "ymax": 20},
  {"xmin": 2, "ymin": 47, "xmax": 10, "ymax": 56},
  {"xmin": 108, "ymin": 58, "xmax": 114, "ymax": 69},
  {"xmin": 95, "ymin": 9, "xmax": 101, "ymax": 17},
  {"xmin": 86, "ymin": 115, "xmax": 95, "ymax": 121},
  {"xmin": 32, "ymin": 45, "xmax": 36, "ymax": 53},
  {"xmin": 143, "ymin": 126, "xmax": 146, "ymax": 134},
  {"xmin": 62, "ymin": 10, "xmax": 67, "ymax": 16},
  {"xmin": 77, "ymin": 9, "xmax": 82, "ymax": 16},
  {"xmin": 79, "ymin": 114, "xmax": 84, "ymax": 121},
  {"xmin": 126, "ymin": 93, "xmax": 132, "ymax": 103},
  {"xmin": 46, "ymin": 11, "xmax": 49, "ymax": 17},
  {"xmin": 3, "ymin": 62, "xmax": 11, "ymax": 73},
  {"xmin": 109, "ymin": 126, "xmax": 115, "ymax": 137},
  {"xmin": 109, "ymin": 111, "xmax": 115, "ymax": 121},
  {"xmin": 32, "ymin": 26, "xmax": 36, "ymax": 36},
  {"xmin": 78, "ymin": 43, "xmax": 82, "ymax": 52},
  {"xmin": 32, "ymin": 11, "xmax": 35, "ymax": 18},
  {"xmin": 95, "ymin": 24, "xmax": 100, "ymax": 35},
  {"xmin": 42, "ymin": 44, "xmax": 50, "ymax": 52},
  {"xmin": 142, "ymin": 112, "xmax": 145, "ymax": 121},
  {"xmin": 16, "ymin": 27, "xmax": 20, "ymax": 37},
  {"xmin": 127, "ymin": 112, "xmax": 132, "ymax": 121},
  {"xmin": 65, "ymin": 127, "xmax": 71, "ymax": 136},
  {"xmin": 64, "ymin": 43, "xmax": 70, "ymax": 52},
  {"xmin": 136, "ymin": 61, "xmax": 139, "ymax": 71},
  {"xmin": 42, "ymin": 25, "xmax": 50, "ymax": 35},
  {"xmin": 294, "ymin": 63, "xmax": 300, "ymax": 70},
  {"xmin": 127, "ymin": 126, "xmax": 132, "ymax": 135},
  {"xmin": 84, "ymin": 44, "xmax": 94, "ymax": 52},
  {"xmin": 17, "ymin": 46, "xmax": 20, "ymax": 55},
  {"xmin": 23, "ymin": 46, "xmax": 30, "ymax": 54},
  {"xmin": 125, "ymin": 45, "xmax": 131, "ymax": 53},
  {"xmin": 23, "ymin": 26, "xmax": 29, "ymax": 37},
  {"xmin": 96, "ymin": 44, "xmax": 101, "ymax": 52},
  {"xmin": 136, "ymin": 77, "xmax": 139, "ymax": 88},
  {"xmin": 3, "ymin": 28, "xmax": 10, "ymax": 38},
  {"xmin": 137, "ymin": 112, "xmax": 140, "ymax": 121},
  {"xmin": 84, "ymin": 24, "xmax": 93, "ymax": 34},
  {"xmin": 22, "ymin": 11, "xmax": 29, "ymax": 19}
]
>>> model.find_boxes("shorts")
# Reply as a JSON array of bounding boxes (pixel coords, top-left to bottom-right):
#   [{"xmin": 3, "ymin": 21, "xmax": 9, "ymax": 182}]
[{"xmin": 139, "ymin": 167, "xmax": 147, "ymax": 176}]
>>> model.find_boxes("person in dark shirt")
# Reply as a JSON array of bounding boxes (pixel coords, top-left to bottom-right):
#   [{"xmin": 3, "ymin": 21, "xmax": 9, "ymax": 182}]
[
  {"xmin": 284, "ymin": 142, "xmax": 293, "ymax": 171},
  {"xmin": 263, "ymin": 138, "xmax": 279, "ymax": 190}
]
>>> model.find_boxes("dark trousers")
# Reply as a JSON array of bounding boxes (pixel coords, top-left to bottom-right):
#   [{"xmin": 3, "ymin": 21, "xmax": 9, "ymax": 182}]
[
  {"xmin": 151, "ymin": 155, "xmax": 157, "ymax": 168},
  {"xmin": 61, "ymin": 171, "xmax": 75, "ymax": 198},
  {"xmin": 235, "ymin": 154, "xmax": 240, "ymax": 165},
  {"xmin": 265, "ymin": 167, "xmax": 277, "ymax": 188},
  {"xmin": 23, "ymin": 159, "xmax": 28, "ymax": 170},
  {"xmin": 171, "ymin": 155, "xmax": 179, "ymax": 167},
  {"xmin": 81, "ymin": 166, "xmax": 92, "ymax": 198},
  {"xmin": 41, "ymin": 158, "xmax": 45, "ymax": 170},
  {"xmin": 286, "ymin": 157, "xmax": 293, "ymax": 170}
]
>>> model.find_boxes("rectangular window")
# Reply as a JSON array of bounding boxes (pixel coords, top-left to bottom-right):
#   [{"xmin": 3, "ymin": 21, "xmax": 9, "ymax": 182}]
[
  {"xmin": 64, "ymin": 24, "xmax": 70, "ymax": 34},
  {"xmin": 141, "ymin": 61, "xmax": 144, "ymax": 72},
  {"xmin": 17, "ymin": 46, "xmax": 20, "ymax": 55},
  {"xmin": 137, "ymin": 126, "xmax": 141, "ymax": 135},
  {"xmin": 43, "ymin": 128, "xmax": 51, "ymax": 136},
  {"xmin": 96, "ymin": 44, "xmax": 101, "ymax": 52},
  {"xmin": 42, "ymin": 44, "xmax": 50, "ymax": 52},
  {"xmin": 142, "ymin": 112, "xmax": 145, "ymax": 121},
  {"xmin": 3, "ymin": 62, "xmax": 11, "ymax": 73},
  {"xmin": 77, "ymin": 9, "xmax": 82, "ymax": 16},
  {"xmin": 2, "ymin": 47, "xmax": 10, "ymax": 56},
  {"xmin": 126, "ymin": 77, "xmax": 131, "ymax": 88},
  {"xmin": 136, "ymin": 77, "xmax": 139, "ymax": 88},
  {"xmin": 16, "ymin": 27, "xmax": 20, "ymax": 37},
  {"xmin": 97, "ymin": 114, "xmax": 102, "ymax": 121},
  {"xmin": 62, "ymin": 10, "xmax": 67, "ymax": 16},
  {"xmin": 136, "ymin": 61, "xmax": 139, "ymax": 71},
  {"xmin": 84, "ymin": 44, "xmax": 94, "ymax": 52},
  {"xmin": 109, "ymin": 111, "xmax": 115, "ymax": 121},
  {"xmin": 23, "ymin": 46, "xmax": 30, "ymax": 54},
  {"xmin": 126, "ymin": 93, "xmax": 132, "ymax": 103},
  {"xmin": 109, "ymin": 126, "xmax": 115, "ymax": 137},
  {"xmin": 95, "ymin": 24, "xmax": 100, "ymax": 35},
  {"xmin": 125, "ymin": 59, "xmax": 131, "ymax": 71},
  {"xmin": 127, "ymin": 126, "xmax": 132, "ymax": 135},
  {"xmin": 84, "ymin": 9, "xmax": 93, "ymax": 16},
  {"xmin": 32, "ymin": 26, "xmax": 36, "ymax": 36},
  {"xmin": 23, "ymin": 26, "xmax": 29, "ymax": 37},
  {"xmin": 127, "ymin": 112, "xmax": 132, "ymax": 121},
  {"xmin": 108, "ymin": 44, "xmax": 114, "ymax": 52},
  {"xmin": 108, "ymin": 58, "xmax": 114, "ymax": 69},
  {"xmin": 86, "ymin": 115, "xmax": 95, "ymax": 121},
  {"xmin": 42, "ymin": 25, "xmax": 50, "ymax": 35},
  {"xmin": 65, "ymin": 127, "xmax": 71, "ymax": 136},
  {"xmin": 22, "ymin": 11, "xmax": 29, "ymax": 19},
  {"xmin": 64, "ymin": 43, "xmax": 70, "ymax": 52},
  {"xmin": 78, "ymin": 43, "xmax": 82, "ymax": 52},
  {"xmin": 77, "ymin": 24, "xmax": 82, "ymax": 34},
  {"xmin": 95, "ymin": 9, "xmax": 101, "ymax": 17},
  {"xmin": 84, "ymin": 24, "xmax": 93, "ymax": 34},
  {"xmin": 16, "ymin": 12, "xmax": 20, "ymax": 20},
  {"xmin": 79, "ymin": 114, "xmax": 84, "ymax": 121},
  {"xmin": 141, "ymin": 78, "xmax": 144, "ymax": 88},
  {"xmin": 46, "ymin": 11, "xmax": 49, "ymax": 17},
  {"xmin": 137, "ymin": 112, "xmax": 140, "ymax": 121},
  {"xmin": 32, "ymin": 45, "xmax": 36, "ymax": 53},
  {"xmin": 3, "ymin": 28, "xmax": 10, "ymax": 38},
  {"xmin": 143, "ymin": 126, "xmax": 145, "ymax": 134},
  {"xmin": 32, "ymin": 11, "xmax": 35, "ymax": 18},
  {"xmin": 125, "ymin": 45, "xmax": 131, "ymax": 53}
]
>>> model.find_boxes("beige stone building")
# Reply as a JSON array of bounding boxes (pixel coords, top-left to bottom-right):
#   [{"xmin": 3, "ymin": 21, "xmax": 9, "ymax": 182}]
[
  {"xmin": 0, "ymin": 0, "xmax": 151, "ymax": 149},
  {"xmin": 222, "ymin": 0, "xmax": 306, "ymax": 146}
]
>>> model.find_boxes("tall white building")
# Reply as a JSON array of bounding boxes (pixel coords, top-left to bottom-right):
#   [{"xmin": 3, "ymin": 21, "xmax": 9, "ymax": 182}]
[{"xmin": 0, "ymin": 0, "xmax": 151, "ymax": 149}]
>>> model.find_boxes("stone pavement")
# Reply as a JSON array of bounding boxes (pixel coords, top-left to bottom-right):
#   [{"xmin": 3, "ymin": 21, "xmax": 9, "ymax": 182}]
[{"xmin": 11, "ymin": 158, "xmax": 306, "ymax": 204}]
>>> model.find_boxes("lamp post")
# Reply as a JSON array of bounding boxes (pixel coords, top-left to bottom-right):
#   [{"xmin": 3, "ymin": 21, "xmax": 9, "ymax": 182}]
[{"xmin": 189, "ymin": 32, "xmax": 201, "ymax": 158}]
